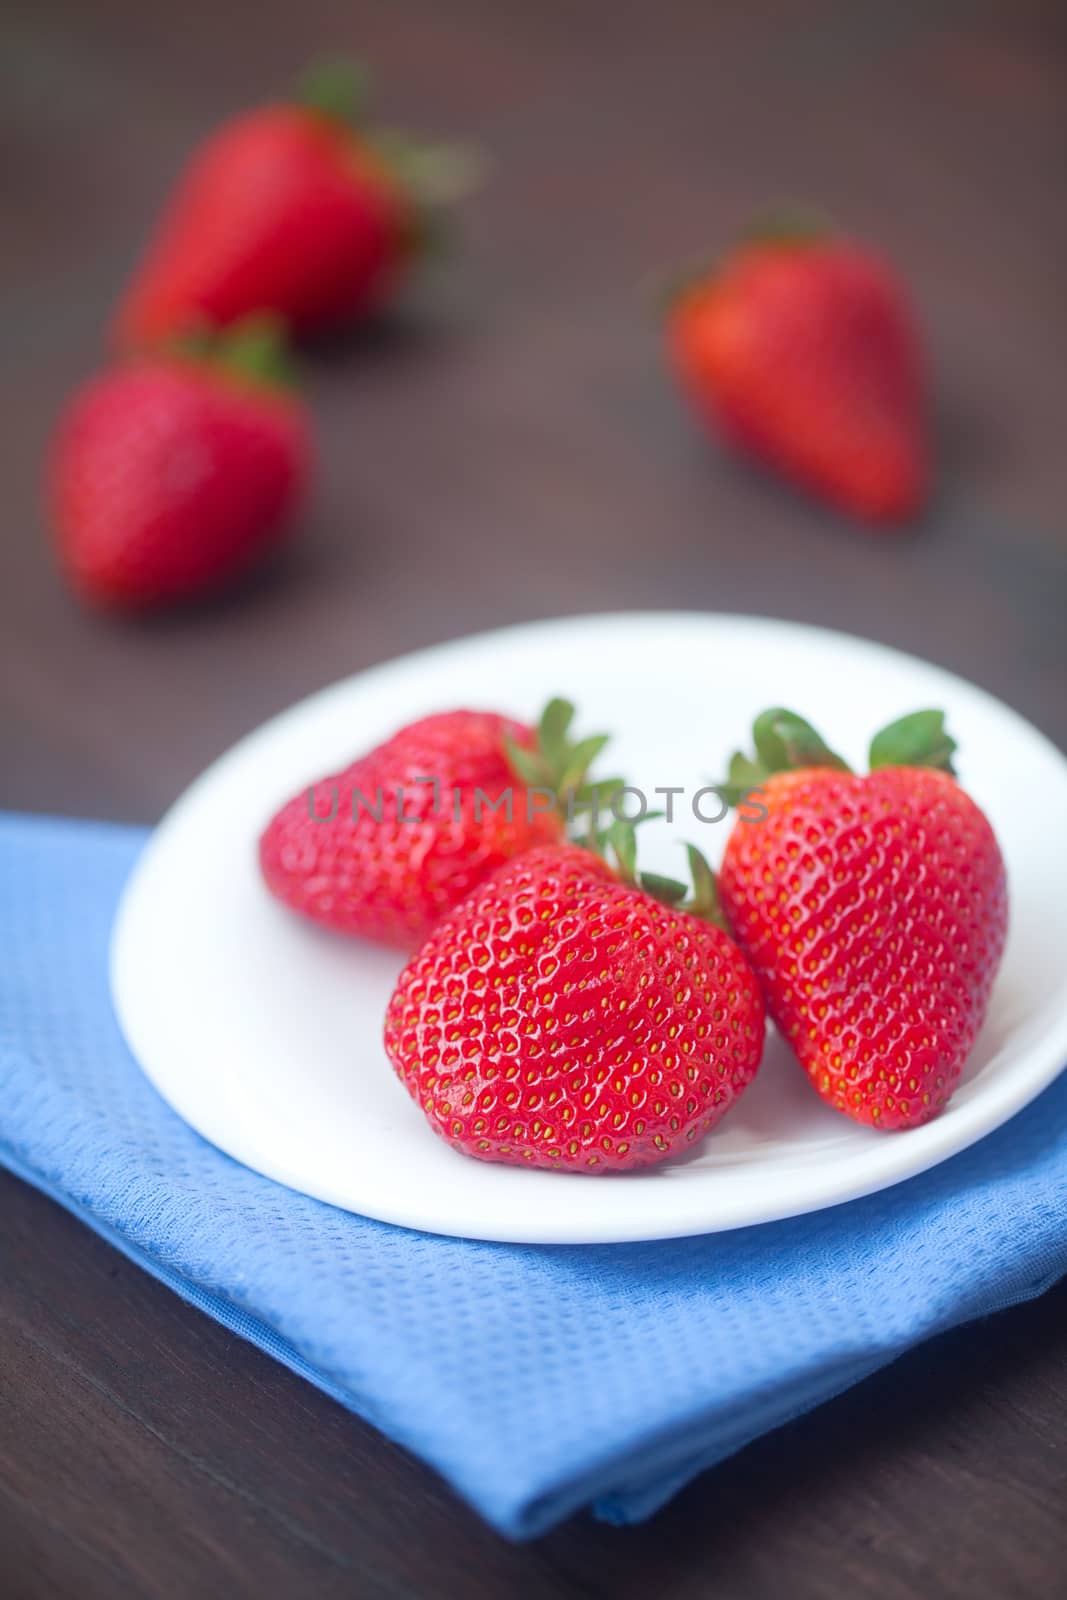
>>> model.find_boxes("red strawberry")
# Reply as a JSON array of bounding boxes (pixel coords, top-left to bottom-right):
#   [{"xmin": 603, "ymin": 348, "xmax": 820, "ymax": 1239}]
[
  {"xmin": 259, "ymin": 699, "xmax": 621, "ymax": 949},
  {"xmin": 666, "ymin": 219, "xmax": 927, "ymax": 522},
  {"xmin": 384, "ymin": 833, "xmax": 765, "ymax": 1170},
  {"xmin": 717, "ymin": 708, "xmax": 1008, "ymax": 1129},
  {"xmin": 49, "ymin": 319, "xmax": 309, "ymax": 610},
  {"xmin": 115, "ymin": 61, "xmax": 471, "ymax": 347}
]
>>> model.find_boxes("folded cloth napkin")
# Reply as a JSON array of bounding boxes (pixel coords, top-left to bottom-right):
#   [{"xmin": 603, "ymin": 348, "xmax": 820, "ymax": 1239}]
[{"xmin": 2, "ymin": 811, "xmax": 1065, "ymax": 1538}]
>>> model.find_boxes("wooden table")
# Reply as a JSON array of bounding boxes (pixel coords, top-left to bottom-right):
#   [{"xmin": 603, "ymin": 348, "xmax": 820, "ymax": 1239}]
[{"xmin": 2, "ymin": 2, "xmax": 1064, "ymax": 1594}]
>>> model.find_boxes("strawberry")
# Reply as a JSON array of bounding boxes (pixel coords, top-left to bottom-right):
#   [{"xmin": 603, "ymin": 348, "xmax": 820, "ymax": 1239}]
[
  {"xmin": 115, "ymin": 61, "xmax": 472, "ymax": 347},
  {"xmin": 259, "ymin": 699, "xmax": 623, "ymax": 949},
  {"xmin": 717, "ymin": 708, "xmax": 1008, "ymax": 1129},
  {"xmin": 384, "ymin": 831, "xmax": 765, "ymax": 1170},
  {"xmin": 49, "ymin": 318, "xmax": 309, "ymax": 610},
  {"xmin": 666, "ymin": 217, "xmax": 927, "ymax": 522}
]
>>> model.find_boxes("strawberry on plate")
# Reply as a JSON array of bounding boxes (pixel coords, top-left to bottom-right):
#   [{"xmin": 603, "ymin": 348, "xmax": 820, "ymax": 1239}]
[
  {"xmin": 259, "ymin": 698, "xmax": 622, "ymax": 949},
  {"xmin": 666, "ymin": 217, "xmax": 927, "ymax": 522},
  {"xmin": 115, "ymin": 60, "xmax": 475, "ymax": 347},
  {"xmin": 717, "ymin": 707, "xmax": 1008, "ymax": 1128},
  {"xmin": 49, "ymin": 317, "xmax": 309, "ymax": 610},
  {"xmin": 384, "ymin": 829, "xmax": 765, "ymax": 1171}
]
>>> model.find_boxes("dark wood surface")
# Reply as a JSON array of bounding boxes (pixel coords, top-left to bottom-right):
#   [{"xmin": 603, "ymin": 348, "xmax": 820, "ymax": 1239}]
[{"xmin": 1, "ymin": 1, "xmax": 1065, "ymax": 1595}]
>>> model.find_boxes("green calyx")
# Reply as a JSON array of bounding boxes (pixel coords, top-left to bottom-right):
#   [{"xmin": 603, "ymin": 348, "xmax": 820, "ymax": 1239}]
[
  {"xmin": 368, "ymin": 129, "xmax": 487, "ymax": 213},
  {"xmin": 296, "ymin": 58, "xmax": 371, "ymax": 127},
  {"xmin": 504, "ymin": 698, "xmax": 621, "ymax": 829},
  {"xmin": 751, "ymin": 707, "xmax": 849, "ymax": 774},
  {"xmin": 368, "ymin": 129, "xmax": 486, "ymax": 264},
  {"xmin": 868, "ymin": 710, "xmax": 957, "ymax": 775},
  {"xmin": 506, "ymin": 698, "xmax": 726, "ymax": 924},
  {"xmin": 166, "ymin": 314, "xmax": 298, "ymax": 392},
  {"xmin": 605, "ymin": 822, "xmax": 726, "ymax": 928},
  {"xmin": 296, "ymin": 57, "xmax": 483, "ymax": 258},
  {"xmin": 719, "ymin": 707, "xmax": 850, "ymax": 802},
  {"xmin": 741, "ymin": 202, "xmax": 832, "ymax": 250},
  {"xmin": 656, "ymin": 203, "xmax": 830, "ymax": 315},
  {"xmin": 718, "ymin": 704, "xmax": 959, "ymax": 804}
]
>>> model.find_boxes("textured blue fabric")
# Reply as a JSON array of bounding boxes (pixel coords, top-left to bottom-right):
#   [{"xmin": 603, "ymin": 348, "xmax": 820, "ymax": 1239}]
[{"xmin": 2, "ymin": 811, "xmax": 1065, "ymax": 1538}]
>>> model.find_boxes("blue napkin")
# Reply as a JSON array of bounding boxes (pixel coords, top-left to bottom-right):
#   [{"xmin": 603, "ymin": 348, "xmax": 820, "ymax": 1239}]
[{"xmin": 2, "ymin": 812, "xmax": 1065, "ymax": 1538}]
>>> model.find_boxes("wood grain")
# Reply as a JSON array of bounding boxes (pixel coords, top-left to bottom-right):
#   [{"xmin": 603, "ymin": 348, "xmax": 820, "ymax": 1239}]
[{"xmin": 1, "ymin": 0, "xmax": 1065, "ymax": 1594}]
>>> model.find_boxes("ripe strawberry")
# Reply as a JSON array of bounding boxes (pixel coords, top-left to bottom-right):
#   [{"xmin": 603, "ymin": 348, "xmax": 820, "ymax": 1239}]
[
  {"xmin": 666, "ymin": 219, "xmax": 927, "ymax": 522},
  {"xmin": 384, "ymin": 833, "xmax": 765, "ymax": 1171},
  {"xmin": 717, "ymin": 708, "xmax": 1008, "ymax": 1129},
  {"xmin": 49, "ymin": 318, "xmax": 309, "ymax": 610},
  {"xmin": 259, "ymin": 699, "xmax": 622, "ymax": 949},
  {"xmin": 115, "ymin": 61, "xmax": 471, "ymax": 347}
]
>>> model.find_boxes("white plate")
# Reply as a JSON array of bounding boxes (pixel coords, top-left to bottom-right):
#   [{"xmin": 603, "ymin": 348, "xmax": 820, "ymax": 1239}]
[{"xmin": 111, "ymin": 613, "xmax": 1067, "ymax": 1244}]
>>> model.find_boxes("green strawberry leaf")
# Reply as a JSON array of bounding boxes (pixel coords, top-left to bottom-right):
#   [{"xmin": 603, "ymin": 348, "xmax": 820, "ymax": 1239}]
[
  {"xmin": 716, "ymin": 751, "xmax": 769, "ymax": 806},
  {"xmin": 684, "ymin": 843, "xmax": 723, "ymax": 925},
  {"xmin": 638, "ymin": 872, "xmax": 689, "ymax": 907},
  {"xmin": 372, "ymin": 130, "xmax": 488, "ymax": 208},
  {"xmin": 538, "ymin": 697, "xmax": 575, "ymax": 768},
  {"xmin": 218, "ymin": 315, "xmax": 298, "ymax": 390},
  {"xmin": 713, "ymin": 708, "xmax": 850, "ymax": 808},
  {"xmin": 869, "ymin": 710, "xmax": 958, "ymax": 774},
  {"xmin": 608, "ymin": 819, "xmax": 638, "ymax": 882},
  {"xmin": 573, "ymin": 775, "xmax": 625, "ymax": 805},
  {"xmin": 506, "ymin": 698, "xmax": 618, "ymax": 839},
  {"xmin": 296, "ymin": 58, "xmax": 370, "ymax": 127},
  {"xmin": 502, "ymin": 732, "xmax": 548, "ymax": 790},
  {"xmin": 559, "ymin": 733, "xmax": 611, "ymax": 792},
  {"xmin": 742, "ymin": 203, "xmax": 832, "ymax": 249},
  {"xmin": 603, "ymin": 822, "xmax": 727, "ymax": 928},
  {"xmin": 752, "ymin": 708, "xmax": 849, "ymax": 774}
]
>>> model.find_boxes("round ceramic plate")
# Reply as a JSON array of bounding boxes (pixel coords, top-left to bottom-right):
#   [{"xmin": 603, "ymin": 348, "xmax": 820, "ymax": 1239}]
[{"xmin": 111, "ymin": 613, "xmax": 1067, "ymax": 1244}]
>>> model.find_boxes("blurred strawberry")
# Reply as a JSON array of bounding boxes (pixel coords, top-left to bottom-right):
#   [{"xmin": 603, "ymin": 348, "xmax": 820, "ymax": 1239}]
[
  {"xmin": 49, "ymin": 318, "xmax": 309, "ymax": 609},
  {"xmin": 115, "ymin": 60, "xmax": 476, "ymax": 347},
  {"xmin": 666, "ymin": 216, "xmax": 928, "ymax": 522}
]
